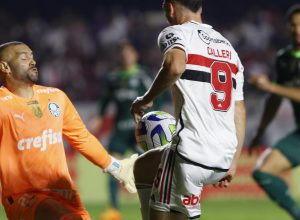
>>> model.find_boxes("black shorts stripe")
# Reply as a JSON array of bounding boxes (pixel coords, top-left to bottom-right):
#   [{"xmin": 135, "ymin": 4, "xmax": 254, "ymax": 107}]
[
  {"xmin": 181, "ymin": 69, "xmax": 237, "ymax": 89},
  {"xmin": 159, "ymin": 149, "xmax": 172, "ymax": 203},
  {"xmin": 166, "ymin": 149, "xmax": 176, "ymax": 204}
]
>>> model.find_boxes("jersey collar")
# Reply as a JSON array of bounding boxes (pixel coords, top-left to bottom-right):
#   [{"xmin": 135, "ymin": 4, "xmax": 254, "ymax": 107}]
[
  {"xmin": 2, "ymin": 85, "xmax": 38, "ymax": 101},
  {"xmin": 187, "ymin": 20, "xmax": 212, "ymax": 29}
]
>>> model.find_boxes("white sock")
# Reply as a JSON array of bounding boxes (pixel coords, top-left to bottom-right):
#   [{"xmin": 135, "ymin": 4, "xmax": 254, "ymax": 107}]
[{"xmin": 136, "ymin": 184, "xmax": 152, "ymax": 220}]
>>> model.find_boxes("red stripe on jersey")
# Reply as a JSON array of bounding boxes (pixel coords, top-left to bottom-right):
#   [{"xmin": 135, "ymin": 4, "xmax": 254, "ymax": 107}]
[{"xmin": 187, "ymin": 54, "xmax": 239, "ymax": 74}]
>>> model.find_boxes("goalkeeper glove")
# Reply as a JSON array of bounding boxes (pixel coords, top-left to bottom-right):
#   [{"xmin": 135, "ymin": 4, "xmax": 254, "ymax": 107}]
[{"xmin": 104, "ymin": 154, "xmax": 138, "ymax": 193}]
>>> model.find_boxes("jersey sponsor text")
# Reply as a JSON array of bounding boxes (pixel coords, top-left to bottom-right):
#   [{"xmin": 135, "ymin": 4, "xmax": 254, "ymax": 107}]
[
  {"xmin": 17, "ymin": 129, "xmax": 63, "ymax": 152},
  {"xmin": 182, "ymin": 194, "xmax": 201, "ymax": 206}
]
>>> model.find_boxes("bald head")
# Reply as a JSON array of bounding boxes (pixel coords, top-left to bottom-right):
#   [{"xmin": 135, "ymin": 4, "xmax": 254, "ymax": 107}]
[
  {"xmin": 0, "ymin": 41, "xmax": 38, "ymax": 85},
  {"xmin": 0, "ymin": 41, "xmax": 25, "ymax": 62}
]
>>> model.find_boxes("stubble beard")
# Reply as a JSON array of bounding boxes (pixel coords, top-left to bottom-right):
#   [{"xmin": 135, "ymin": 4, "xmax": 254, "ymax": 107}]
[{"xmin": 26, "ymin": 70, "xmax": 38, "ymax": 84}]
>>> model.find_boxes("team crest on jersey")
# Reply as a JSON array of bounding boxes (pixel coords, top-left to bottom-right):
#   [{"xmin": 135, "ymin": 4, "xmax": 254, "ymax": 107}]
[{"xmin": 48, "ymin": 103, "xmax": 61, "ymax": 117}]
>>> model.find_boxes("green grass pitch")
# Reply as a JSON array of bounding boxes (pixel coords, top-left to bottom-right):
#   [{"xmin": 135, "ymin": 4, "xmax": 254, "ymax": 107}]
[
  {"xmin": 1, "ymin": 155, "xmax": 298, "ymax": 219},
  {"xmin": 0, "ymin": 198, "xmax": 295, "ymax": 220}
]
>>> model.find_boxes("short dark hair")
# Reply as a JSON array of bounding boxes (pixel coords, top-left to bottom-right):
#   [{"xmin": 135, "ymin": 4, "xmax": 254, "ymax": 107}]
[
  {"xmin": 166, "ymin": 0, "xmax": 202, "ymax": 13},
  {"xmin": 286, "ymin": 4, "xmax": 300, "ymax": 23},
  {"xmin": 0, "ymin": 41, "xmax": 24, "ymax": 61}
]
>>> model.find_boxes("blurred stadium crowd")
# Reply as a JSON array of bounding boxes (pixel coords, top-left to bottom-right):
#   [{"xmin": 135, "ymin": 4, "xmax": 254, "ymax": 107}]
[
  {"xmin": 0, "ymin": 0, "xmax": 297, "ymax": 146},
  {"xmin": 0, "ymin": 1, "xmax": 291, "ymax": 99}
]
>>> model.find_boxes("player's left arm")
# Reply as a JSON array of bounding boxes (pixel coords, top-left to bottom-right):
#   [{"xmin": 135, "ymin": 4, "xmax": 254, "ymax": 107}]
[
  {"xmin": 250, "ymin": 74, "xmax": 300, "ymax": 102},
  {"xmin": 225, "ymin": 55, "xmax": 246, "ymax": 184},
  {"xmin": 62, "ymin": 92, "xmax": 137, "ymax": 193},
  {"xmin": 270, "ymin": 85, "xmax": 300, "ymax": 102},
  {"xmin": 214, "ymin": 100, "xmax": 246, "ymax": 188},
  {"xmin": 214, "ymin": 56, "xmax": 246, "ymax": 188},
  {"xmin": 231, "ymin": 100, "xmax": 246, "ymax": 173},
  {"xmin": 131, "ymin": 48, "xmax": 186, "ymax": 122}
]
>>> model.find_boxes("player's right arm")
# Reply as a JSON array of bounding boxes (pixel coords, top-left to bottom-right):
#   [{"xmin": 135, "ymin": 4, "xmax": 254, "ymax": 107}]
[
  {"xmin": 131, "ymin": 26, "xmax": 186, "ymax": 122},
  {"xmin": 62, "ymin": 91, "xmax": 137, "ymax": 193},
  {"xmin": 131, "ymin": 49, "xmax": 185, "ymax": 122}
]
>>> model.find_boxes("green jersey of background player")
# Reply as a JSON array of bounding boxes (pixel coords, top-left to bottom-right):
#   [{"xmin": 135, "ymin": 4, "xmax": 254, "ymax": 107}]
[
  {"xmin": 249, "ymin": 4, "xmax": 300, "ymax": 220},
  {"xmin": 98, "ymin": 43, "xmax": 152, "ymax": 156},
  {"xmin": 90, "ymin": 41, "xmax": 154, "ymax": 220}
]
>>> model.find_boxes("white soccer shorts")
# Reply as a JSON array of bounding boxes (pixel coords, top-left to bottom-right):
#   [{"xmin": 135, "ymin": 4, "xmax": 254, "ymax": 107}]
[{"xmin": 150, "ymin": 146, "xmax": 227, "ymax": 218}]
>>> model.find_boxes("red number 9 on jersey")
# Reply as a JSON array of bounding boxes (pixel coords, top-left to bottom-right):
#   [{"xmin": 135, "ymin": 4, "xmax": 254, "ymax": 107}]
[{"xmin": 210, "ymin": 61, "xmax": 233, "ymax": 111}]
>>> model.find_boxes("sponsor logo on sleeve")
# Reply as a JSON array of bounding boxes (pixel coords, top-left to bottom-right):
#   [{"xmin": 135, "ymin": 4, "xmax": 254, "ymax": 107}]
[
  {"xmin": 165, "ymin": 33, "xmax": 174, "ymax": 39},
  {"xmin": 161, "ymin": 33, "xmax": 182, "ymax": 51}
]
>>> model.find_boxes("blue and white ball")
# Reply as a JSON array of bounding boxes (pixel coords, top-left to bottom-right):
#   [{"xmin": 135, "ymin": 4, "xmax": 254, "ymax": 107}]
[{"xmin": 135, "ymin": 111, "xmax": 177, "ymax": 152}]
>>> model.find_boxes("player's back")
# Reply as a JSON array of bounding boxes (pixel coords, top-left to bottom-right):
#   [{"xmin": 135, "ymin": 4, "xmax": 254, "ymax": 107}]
[
  {"xmin": 158, "ymin": 21, "xmax": 244, "ymax": 170},
  {"xmin": 0, "ymin": 85, "xmax": 74, "ymax": 198}
]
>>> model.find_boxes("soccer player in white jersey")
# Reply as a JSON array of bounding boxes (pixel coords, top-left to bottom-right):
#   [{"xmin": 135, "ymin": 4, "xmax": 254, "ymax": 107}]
[{"xmin": 131, "ymin": 0, "xmax": 246, "ymax": 220}]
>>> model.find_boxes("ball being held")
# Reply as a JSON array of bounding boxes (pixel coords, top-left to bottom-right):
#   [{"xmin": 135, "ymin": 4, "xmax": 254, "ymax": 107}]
[{"xmin": 135, "ymin": 111, "xmax": 177, "ymax": 152}]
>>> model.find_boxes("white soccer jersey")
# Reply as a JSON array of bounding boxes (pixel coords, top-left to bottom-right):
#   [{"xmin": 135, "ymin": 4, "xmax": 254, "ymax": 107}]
[{"xmin": 158, "ymin": 20, "xmax": 244, "ymax": 170}]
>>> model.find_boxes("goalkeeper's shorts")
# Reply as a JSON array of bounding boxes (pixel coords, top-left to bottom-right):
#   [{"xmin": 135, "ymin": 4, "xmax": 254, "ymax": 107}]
[{"xmin": 3, "ymin": 190, "xmax": 90, "ymax": 220}]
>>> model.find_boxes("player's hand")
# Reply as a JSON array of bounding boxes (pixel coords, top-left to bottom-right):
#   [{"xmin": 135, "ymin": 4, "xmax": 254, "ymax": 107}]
[
  {"xmin": 248, "ymin": 136, "xmax": 262, "ymax": 156},
  {"xmin": 249, "ymin": 74, "xmax": 273, "ymax": 92},
  {"xmin": 130, "ymin": 96, "xmax": 153, "ymax": 123},
  {"xmin": 104, "ymin": 154, "xmax": 138, "ymax": 193},
  {"xmin": 213, "ymin": 162, "xmax": 237, "ymax": 188}
]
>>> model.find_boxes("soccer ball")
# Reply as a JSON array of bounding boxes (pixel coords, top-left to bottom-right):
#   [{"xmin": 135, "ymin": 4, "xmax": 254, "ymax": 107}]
[{"xmin": 135, "ymin": 111, "xmax": 177, "ymax": 152}]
